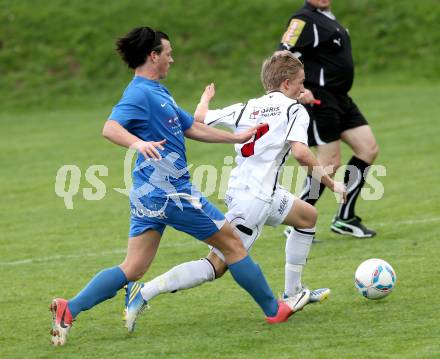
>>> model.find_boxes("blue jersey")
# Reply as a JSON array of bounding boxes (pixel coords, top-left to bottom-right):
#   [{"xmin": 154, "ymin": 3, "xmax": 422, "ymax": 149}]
[
  {"xmin": 108, "ymin": 76, "xmax": 225, "ymax": 239},
  {"xmin": 109, "ymin": 76, "xmax": 194, "ymax": 199}
]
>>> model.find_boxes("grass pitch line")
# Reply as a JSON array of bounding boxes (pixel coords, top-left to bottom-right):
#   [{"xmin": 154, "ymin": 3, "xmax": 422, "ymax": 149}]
[
  {"xmin": 1, "ymin": 217, "xmax": 439, "ymax": 267},
  {"xmin": 374, "ymin": 217, "xmax": 440, "ymax": 227},
  {"xmin": 0, "ymin": 239, "xmax": 202, "ymax": 266}
]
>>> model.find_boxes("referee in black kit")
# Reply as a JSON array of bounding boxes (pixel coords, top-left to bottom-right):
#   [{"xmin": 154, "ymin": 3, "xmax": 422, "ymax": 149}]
[{"xmin": 280, "ymin": 0, "xmax": 379, "ymax": 239}]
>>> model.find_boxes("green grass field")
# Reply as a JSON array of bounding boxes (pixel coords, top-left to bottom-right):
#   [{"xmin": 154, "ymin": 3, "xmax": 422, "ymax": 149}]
[
  {"xmin": 2, "ymin": 0, "xmax": 440, "ymax": 357},
  {"xmin": 1, "ymin": 81, "xmax": 439, "ymax": 358}
]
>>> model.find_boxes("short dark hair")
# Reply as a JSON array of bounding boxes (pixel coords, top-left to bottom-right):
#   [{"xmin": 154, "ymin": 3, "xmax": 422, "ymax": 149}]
[{"xmin": 116, "ymin": 26, "xmax": 170, "ymax": 69}]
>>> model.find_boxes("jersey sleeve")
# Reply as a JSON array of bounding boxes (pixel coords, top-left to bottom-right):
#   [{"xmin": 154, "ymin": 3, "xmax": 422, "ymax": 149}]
[
  {"xmin": 286, "ymin": 105, "xmax": 309, "ymax": 145},
  {"xmin": 204, "ymin": 103, "xmax": 246, "ymax": 130},
  {"xmin": 280, "ymin": 15, "xmax": 314, "ymax": 51},
  {"xmin": 176, "ymin": 107, "xmax": 194, "ymax": 132},
  {"xmin": 108, "ymin": 87, "xmax": 150, "ymax": 129}
]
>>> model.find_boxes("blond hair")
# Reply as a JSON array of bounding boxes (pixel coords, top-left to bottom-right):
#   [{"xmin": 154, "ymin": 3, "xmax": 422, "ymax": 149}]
[{"xmin": 261, "ymin": 51, "xmax": 304, "ymax": 92}]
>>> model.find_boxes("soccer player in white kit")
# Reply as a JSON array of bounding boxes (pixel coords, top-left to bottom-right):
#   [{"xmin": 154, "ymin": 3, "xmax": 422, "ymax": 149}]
[{"xmin": 123, "ymin": 51, "xmax": 346, "ymax": 331}]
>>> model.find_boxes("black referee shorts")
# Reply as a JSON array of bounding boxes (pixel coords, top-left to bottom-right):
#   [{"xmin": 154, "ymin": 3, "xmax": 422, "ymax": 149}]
[{"xmin": 306, "ymin": 87, "xmax": 368, "ymax": 147}]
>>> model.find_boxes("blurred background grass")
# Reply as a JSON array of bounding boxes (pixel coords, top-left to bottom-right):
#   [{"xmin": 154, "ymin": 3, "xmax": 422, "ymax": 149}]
[{"xmin": 1, "ymin": 0, "xmax": 439, "ymax": 112}]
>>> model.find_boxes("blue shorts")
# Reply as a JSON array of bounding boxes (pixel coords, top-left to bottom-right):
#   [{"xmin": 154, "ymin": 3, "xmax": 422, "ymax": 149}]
[{"xmin": 129, "ymin": 186, "xmax": 225, "ymax": 240}]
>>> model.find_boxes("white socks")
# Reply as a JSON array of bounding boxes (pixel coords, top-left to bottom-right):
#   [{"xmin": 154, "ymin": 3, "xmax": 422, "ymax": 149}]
[
  {"xmin": 140, "ymin": 258, "xmax": 215, "ymax": 302},
  {"xmin": 140, "ymin": 227, "xmax": 315, "ymax": 302},
  {"xmin": 284, "ymin": 227, "xmax": 315, "ymax": 297}
]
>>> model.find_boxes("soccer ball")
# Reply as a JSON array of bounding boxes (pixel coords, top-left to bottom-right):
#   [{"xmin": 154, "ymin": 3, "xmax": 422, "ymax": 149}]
[{"xmin": 354, "ymin": 258, "xmax": 396, "ymax": 299}]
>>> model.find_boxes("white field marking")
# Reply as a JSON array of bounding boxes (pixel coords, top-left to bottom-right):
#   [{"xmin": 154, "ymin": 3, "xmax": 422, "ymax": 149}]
[
  {"xmin": 373, "ymin": 217, "xmax": 440, "ymax": 227},
  {"xmin": 1, "ymin": 217, "xmax": 439, "ymax": 267},
  {"xmin": 0, "ymin": 239, "xmax": 202, "ymax": 267}
]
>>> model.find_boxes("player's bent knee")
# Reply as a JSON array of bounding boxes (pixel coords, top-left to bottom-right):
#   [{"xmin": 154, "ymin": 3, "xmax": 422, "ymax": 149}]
[
  {"xmin": 284, "ymin": 199, "xmax": 317, "ymax": 228},
  {"xmin": 206, "ymin": 253, "xmax": 228, "ymax": 278},
  {"xmin": 354, "ymin": 141, "xmax": 379, "ymax": 164},
  {"xmin": 307, "ymin": 206, "xmax": 318, "ymax": 227},
  {"xmin": 206, "ymin": 251, "xmax": 228, "ymax": 277},
  {"xmin": 221, "ymin": 236, "xmax": 246, "ymax": 258},
  {"xmin": 221, "ymin": 239, "xmax": 247, "ymax": 261},
  {"xmin": 205, "ymin": 224, "xmax": 247, "ymax": 262},
  {"xmin": 301, "ymin": 204, "xmax": 317, "ymax": 228},
  {"xmin": 362, "ymin": 145, "xmax": 379, "ymax": 163}
]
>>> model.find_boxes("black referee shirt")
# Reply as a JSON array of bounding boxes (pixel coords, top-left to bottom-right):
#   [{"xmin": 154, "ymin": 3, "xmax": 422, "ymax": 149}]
[{"xmin": 279, "ymin": 2, "xmax": 354, "ymax": 94}]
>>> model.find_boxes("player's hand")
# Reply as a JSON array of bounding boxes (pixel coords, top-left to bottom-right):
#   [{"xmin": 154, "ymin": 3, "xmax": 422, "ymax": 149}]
[
  {"xmin": 131, "ymin": 139, "xmax": 166, "ymax": 160},
  {"xmin": 234, "ymin": 123, "xmax": 267, "ymax": 144},
  {"xmin": 200, "ymin": 83, "xmax": 215, "ymax": 104},
  {"xmin": 332, "ymin": 181, "xmax": 347, "ymax": 203},
  {"xmin": 297, "ymin": 89, "xmax": 316, "ymax": 105}
]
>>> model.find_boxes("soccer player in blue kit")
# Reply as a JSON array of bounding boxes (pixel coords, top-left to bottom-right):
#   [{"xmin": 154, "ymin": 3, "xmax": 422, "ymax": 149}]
[{"xmin": 49, "ymin": 26, "xmax": 296, "ymax": 346}]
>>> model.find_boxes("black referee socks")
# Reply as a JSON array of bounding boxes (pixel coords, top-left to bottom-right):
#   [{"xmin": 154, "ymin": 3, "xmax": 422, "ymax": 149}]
[{"xmin": 337, "ymin": 156, "xmax": 370, "ymax": 220}]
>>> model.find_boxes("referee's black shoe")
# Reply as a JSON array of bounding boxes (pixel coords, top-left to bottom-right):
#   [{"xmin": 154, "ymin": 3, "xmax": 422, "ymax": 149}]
[{"xmin": 330, "ymin": 216, "xmax": 376, "ymax": 238}]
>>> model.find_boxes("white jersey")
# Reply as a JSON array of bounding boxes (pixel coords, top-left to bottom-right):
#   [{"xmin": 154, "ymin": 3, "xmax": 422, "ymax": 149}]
[{"xmin": 204, "ymin": 91, "xmax": 309, "ymax": 201}]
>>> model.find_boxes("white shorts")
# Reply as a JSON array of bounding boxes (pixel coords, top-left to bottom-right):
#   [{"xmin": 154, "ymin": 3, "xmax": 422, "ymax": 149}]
[{"xmin": 211, "ymin": 186, "xmax": 296, "ymax": 261}]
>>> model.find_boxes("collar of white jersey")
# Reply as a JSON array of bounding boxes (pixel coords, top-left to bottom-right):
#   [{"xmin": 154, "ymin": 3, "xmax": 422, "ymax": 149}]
[
  {"xmin": 266, "ymin": 91, "xmax": 299, "ymax": 103},
  {"xmin": 266, "ymin": 90, "xmax": 286, "ymax": 98}
]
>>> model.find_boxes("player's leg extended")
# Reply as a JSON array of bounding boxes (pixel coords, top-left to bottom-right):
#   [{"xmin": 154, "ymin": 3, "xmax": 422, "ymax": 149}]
[
  {"xmin": 136, "ymin": 201, "xmax": 259, "ymax": 305},
  {"xmin": 138, "ymin": 200, "xmax": 270, "ymax": 305},
  {"xmin": 282, "ymin": 199, "xmax": 316, "ymax": 295},
  {"xmin": 138, "ymin": 241, "xmax": 292, "ymax": 319},
  {"xmin": 119, "ymin": 230, "xmax": 162, "ymax": 280},
  {"xmin": 282, "ymin": 199, "xmax": 330, "ymax": 304},
  {"xmin": 205, "ymin": 222, "xmax": 293, "ymax": 323},
  {"xmin": 121, "ymin": 230, "xmax": 163, "ymax": 332},
  {"xmin": 124, "ymin": 253, "xmax": 227, "ymax": 333},
  {"xmin": 139, "ymin": 252, "xmax": 226, "ymax": 303},
  {"xmin": 332, "ymin": 125, "xmax": 379, "ymax": 237},
  {"xmin": 205, "ymin": 223, "xmax": 275, "ymax": 313},
  {"xmin": 50, "ymin": 230, "xmax": 161, "ymax": 345},
  {"xmin": 135, "ymin": 214, "xmax": 263, "ymax": 312},
  {"xmin": 131, "ymin": 195, "xmax": 292, "ymax": 325},
  {"xmin": 127, "ymin": 233, "xmax": 247, "ymax": 333}
]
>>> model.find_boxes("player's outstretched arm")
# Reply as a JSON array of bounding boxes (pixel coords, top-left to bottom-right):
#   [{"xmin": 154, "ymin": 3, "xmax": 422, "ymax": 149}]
[
  {"xmin": 184, "ymin": 121, "xmax": 261, "ymax": 144},
  {"xmin": 194, "ymin": 83, "xmax": 215, "ymax": 123},
  {"xmin": 290, "ymin": 141, "xmax": 347, "ymax": 202},
  {"xmin": 103, "ymin": 120, "xmax": 166, "ymax": 160}
]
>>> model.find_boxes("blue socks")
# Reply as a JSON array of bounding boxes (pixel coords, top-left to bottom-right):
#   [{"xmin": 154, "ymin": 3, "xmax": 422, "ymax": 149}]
[
  {"xmin": 66, "ymin": 260, "xmax": 278, "ymax": 318},
  {"xmin": 228, "ymin": 255, "xmax": 278, "ymax": 317},
  {"xmin": 68, "ymin": 266, "xmax": 128, "ymax": 318}
]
